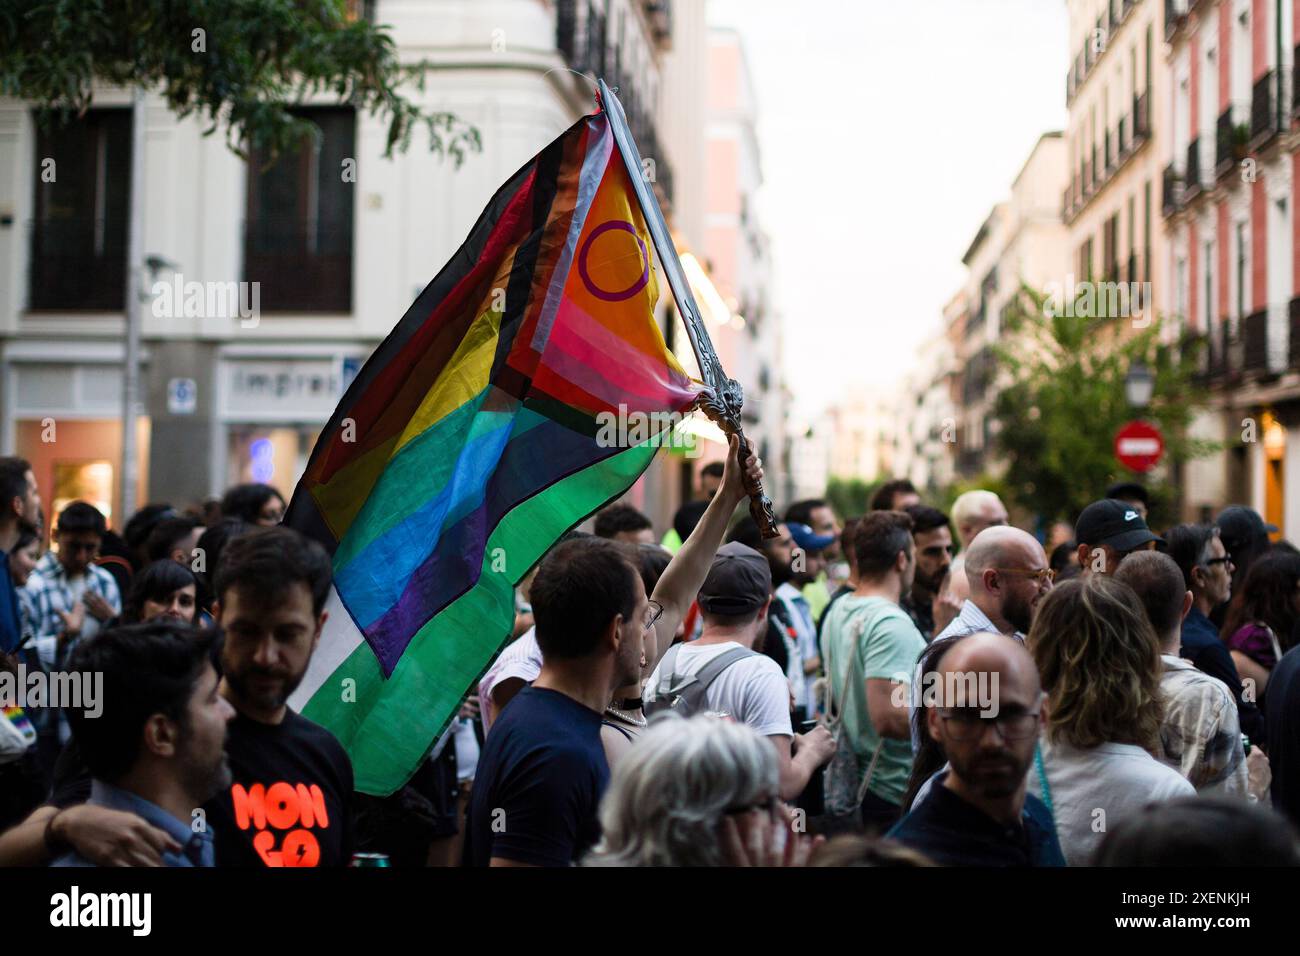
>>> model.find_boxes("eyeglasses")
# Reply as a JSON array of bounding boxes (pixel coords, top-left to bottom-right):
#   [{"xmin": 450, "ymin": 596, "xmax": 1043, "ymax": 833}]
[
  {"xmin": 1204, "ymin": 555, "xmax": 1234, "ymax": 568},
  {"xmin": 991, "ymin": 567, "xmax": 1056, "ymax": 585},
  {"xmin": 643, "ymin": 600, "xmax": 664, "ymax": 632},
  {"xmin": 937, "ymin": 709, "xmax": 1041, "ymax": 741}
]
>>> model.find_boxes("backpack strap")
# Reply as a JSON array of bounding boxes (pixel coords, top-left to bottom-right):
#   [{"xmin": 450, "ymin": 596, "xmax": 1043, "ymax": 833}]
[
  {"xmin": 691, "ymin": 645, "xmax": 757, "ymax": 692},
  {"xmin": 653, "ymin": 643, "xmax": 685, "ymax": 701},
  {"xmin": 649, "ymin": 644, "xmax": 756, "ymax": 716}
]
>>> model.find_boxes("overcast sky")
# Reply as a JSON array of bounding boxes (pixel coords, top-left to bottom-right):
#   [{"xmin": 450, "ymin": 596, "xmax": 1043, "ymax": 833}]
[{"xmin": 708, "ymin": 0, "xmax": 1068, "ymax": 419}]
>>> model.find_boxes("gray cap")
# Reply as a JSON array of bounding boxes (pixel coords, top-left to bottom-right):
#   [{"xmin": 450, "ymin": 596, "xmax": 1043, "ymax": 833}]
[{"xmin": 697, "ymin": 541, "xmax": 772, "ymax": 614}]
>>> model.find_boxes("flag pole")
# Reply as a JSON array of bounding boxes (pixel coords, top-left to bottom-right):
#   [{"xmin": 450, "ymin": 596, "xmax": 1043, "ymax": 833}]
[{"xmin": 597, "ymin": 79, "xmax": 778, "ymax": 538}]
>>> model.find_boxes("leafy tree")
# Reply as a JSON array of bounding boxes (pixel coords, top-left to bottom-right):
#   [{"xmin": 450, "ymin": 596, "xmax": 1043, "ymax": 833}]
[
  {"xmin": 825, "ymin": 476, "xmax": 878, "ymax": 520},
  {"xmin": 0, "ymin": 0, "xmax": 481, "ymax": 162},
  {"xmin": 992, "ymin": 283, "xmax": 1216, "ymax": 527}
]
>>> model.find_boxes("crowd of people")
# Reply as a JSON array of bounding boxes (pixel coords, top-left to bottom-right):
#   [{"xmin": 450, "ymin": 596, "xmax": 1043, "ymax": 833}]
[{"xmin": 2, "ymin": 448, "xmax": 1300, "ymax": 867}]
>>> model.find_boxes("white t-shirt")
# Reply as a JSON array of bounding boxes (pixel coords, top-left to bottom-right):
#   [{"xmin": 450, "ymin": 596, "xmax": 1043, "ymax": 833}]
[
  {"xmin": 643, "ymin": 641, "xmax": 793, "ymax": 738},
  {"xmin": 1028, "ymin": 739, "xmax": 1195, "ymax": 866},
  {"xmin": 478, "ymin": 626, "xmax": 543, "ymax": 732}
]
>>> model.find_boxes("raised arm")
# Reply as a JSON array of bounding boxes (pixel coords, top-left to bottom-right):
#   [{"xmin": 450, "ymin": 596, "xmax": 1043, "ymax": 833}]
[{"xmin": 648, "ymin": 434, "xmax": 762, "ymax": 668}]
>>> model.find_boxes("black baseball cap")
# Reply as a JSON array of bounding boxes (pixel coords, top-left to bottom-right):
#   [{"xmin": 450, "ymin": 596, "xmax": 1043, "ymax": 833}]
[
  {"xmin": 1075, "ymin": 498, "xmax": 1164, "ymax": 552},
  {"xmin": 697, "ymin": 541, "xmax": 772, "ymax": 614},
  {"xmin": 1105, "ymin": 481, "xmax": 1149, "ymax": 507},
  {"xmin": 1216, "ymin": 505, "xmax": 1278, "ymax": 552}
]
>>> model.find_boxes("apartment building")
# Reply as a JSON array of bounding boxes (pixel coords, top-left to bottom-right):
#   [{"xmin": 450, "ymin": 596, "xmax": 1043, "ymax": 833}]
[{"xmin": 1164, "ymin": 0, "xmax": 1300, "ymax": 538}]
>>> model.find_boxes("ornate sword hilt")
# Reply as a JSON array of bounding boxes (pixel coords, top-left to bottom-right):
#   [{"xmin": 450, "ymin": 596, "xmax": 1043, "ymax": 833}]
[{"xmin": 696, "ymin": 382, "xmax": 778, "ymax": 539}]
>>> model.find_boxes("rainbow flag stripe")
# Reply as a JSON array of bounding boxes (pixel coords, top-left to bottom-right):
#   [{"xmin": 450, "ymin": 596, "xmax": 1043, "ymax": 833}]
[{"xmin": 285, "ymin": 110, "xmax": 700, "ymax": 794}]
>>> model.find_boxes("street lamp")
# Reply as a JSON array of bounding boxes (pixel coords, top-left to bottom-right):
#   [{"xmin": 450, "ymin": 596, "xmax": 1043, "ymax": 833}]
[{"xmin": 1125, "ymin": 361, "xmax": 1154, "ymax": 408}]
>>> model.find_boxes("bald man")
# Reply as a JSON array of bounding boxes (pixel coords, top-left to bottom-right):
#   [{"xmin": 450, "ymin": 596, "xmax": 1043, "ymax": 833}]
[
  {"xmin": 936, "ymin": 490, "xmax": 1010, "ymax": 617},
  {"xmin": 951, "ymin": 490, "xmax": 1009, "ymax": 550},
  {"xmin": 888, "ymin": 632, "xmax": 1064, "ymax": 866},
  {"xmin": 934, "ymin": 527, "xmax": 1054, "ymax": 642}
]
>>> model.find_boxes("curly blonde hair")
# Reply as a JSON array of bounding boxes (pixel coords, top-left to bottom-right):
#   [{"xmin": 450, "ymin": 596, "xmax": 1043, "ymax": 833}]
[{"xmin": 1026, "ymin": 575, "xmax": 1164, "ymax": 754}]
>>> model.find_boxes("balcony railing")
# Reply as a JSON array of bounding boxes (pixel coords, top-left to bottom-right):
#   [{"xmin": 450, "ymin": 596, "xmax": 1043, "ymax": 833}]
[
  {"xmin": 1291, "ymin": 297, "xmax": 1300, "ymax": 368},
  {"xmin": 1184, "ymin": 138, "xmax": 1204, "ymax": 201},
  {"xmin": 1134, "ymin": 91, "xmax": 1151, "ymax": 143},
  {"xmin": 1162, "ymin": 163, "xmax": 1182, "ymax": 217},
  {"xmin": 1294, "ymin": 46, "xmax": 1300, "ymax": 117},
  {"xmin": 1242, "ymin": 310, "xmax": 1270, "ymax": 374},
  {"xmin": 1215, "ymin": 107, "xmax": 1248, "ymax": 179},
  {"xmin": 1250, "ymin": 69, "xmax": 1283, "ymax": 150}
]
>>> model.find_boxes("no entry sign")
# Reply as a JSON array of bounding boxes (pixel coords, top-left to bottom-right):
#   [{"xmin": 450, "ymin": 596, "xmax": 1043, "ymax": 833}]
[{"xmin": 1114, "ymin": 420, "xmax": 1164, "ymax": 472}]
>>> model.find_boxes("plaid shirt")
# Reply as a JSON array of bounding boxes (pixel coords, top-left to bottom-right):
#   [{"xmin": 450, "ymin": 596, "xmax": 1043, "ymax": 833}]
[
  {"xmin": 23, "ymin": 551, "xmax": 121, "ymax": 668},
  {"xmin": 1159, "ymin": 654, "xmax": 1249, "ymax": 796}
]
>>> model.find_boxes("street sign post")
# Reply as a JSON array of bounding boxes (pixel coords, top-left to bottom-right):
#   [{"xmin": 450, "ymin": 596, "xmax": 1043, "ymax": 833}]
[{"xmin": 1114, "ymin": 420, "xmax": 1164, "ymax": 473}]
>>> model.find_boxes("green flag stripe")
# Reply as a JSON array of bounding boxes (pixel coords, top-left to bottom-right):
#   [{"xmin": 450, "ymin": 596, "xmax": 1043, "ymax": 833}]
[{"xmin": 302, "ymin": 440, "xmax": 659, "ymax": 795}]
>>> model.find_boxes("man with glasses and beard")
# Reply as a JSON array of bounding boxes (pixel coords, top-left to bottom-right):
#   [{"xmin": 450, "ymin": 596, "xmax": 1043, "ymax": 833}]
[
  {"xmin": 1164, "ymin": 524, "xmax": 1265, "ymax": 751},
  {"xmin": 888, "ymin": 632, "xmax": 1064, "ymax": 866},
  {"xmin": 934, "ymin": 527, "xmax": 1054, "ymax": 643}
]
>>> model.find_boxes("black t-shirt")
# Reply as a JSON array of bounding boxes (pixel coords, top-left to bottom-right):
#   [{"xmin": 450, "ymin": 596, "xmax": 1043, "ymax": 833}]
[
  {"xmin": 463, "ymin": 686, "xmax": 608, "ymax": 867},
  {"xmin": 1267, "ymin": 646, "xmax": 1300, "ymax": 829},
  {"xmin": 202, "ymin": 709, "xmax": 355, "ymax": 867}
]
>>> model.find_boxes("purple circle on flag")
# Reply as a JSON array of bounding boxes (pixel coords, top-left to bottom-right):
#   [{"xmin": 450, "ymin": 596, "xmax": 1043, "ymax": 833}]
[{"xmin": 578, "ymin": 220, "xmax": 649, "ymax": 302}]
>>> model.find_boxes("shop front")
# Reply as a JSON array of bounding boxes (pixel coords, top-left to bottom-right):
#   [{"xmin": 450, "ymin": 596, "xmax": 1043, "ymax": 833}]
[
  {"xmin": 2, "ymin": 343, "xmax": 150, "ymax": 534},
  {"xmin": 217, "ymin": 349, "xmax": 364, "ymax": 501}
]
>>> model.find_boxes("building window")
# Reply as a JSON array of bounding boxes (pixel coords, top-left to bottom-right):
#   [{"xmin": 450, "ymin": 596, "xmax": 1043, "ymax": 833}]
[
  {"xmin": 1204, "ymin": 239, "xmax": 1214, "ymax": 332},
  {"xmin": 244, "ymin": 107, "xmax": 356, "ymax": 312},
  {"xmin": 1235, "ymin": 221, "xmax": 1247, "ymax": 324},
  {"xmin": 29, "ymin": 109, "xmax": 133, "ymax": 311},
  {"xmin": 1176, "ymin": 257, "xmax": 1187, "ymax": 324}
]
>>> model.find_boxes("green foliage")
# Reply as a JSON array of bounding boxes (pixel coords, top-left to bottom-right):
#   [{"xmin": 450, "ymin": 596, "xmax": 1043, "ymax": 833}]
[
  {"xmin": 992, "ymin": 282, "xmax": 1217, "ymax": 525},
  {"xmin": 0, "ymin": 0, "xmax": 481, "ymax": 163},
  {"xmin": 825, "ymin": 476, "xmax": 878, "ymax": 520}
]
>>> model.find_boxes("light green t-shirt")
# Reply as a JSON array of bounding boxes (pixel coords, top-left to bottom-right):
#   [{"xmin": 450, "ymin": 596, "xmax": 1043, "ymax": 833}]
[
  {"xmin": 801, "ymin": 575, "xmax": 831, "ymax": 624},
  {"xmin": 821, "ymin": 595, "xmax": 926, "ymax": 806}
]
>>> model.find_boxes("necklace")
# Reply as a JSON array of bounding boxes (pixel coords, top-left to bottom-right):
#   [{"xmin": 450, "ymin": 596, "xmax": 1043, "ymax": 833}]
[{"xmin": 604, "ymin": 705, "xmax": 647, "ymax": 728}]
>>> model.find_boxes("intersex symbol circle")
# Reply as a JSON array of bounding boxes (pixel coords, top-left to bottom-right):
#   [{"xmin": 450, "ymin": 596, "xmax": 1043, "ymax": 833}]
[{"xmin": 577, "ymin": 219, "xmax": 650, "ymax": 302}]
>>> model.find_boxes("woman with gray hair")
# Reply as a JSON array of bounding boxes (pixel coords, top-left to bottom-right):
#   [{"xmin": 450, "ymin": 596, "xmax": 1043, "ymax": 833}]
[{"xmin": 586, "ymin": 713, "xmax": 817, "ymax": 866}]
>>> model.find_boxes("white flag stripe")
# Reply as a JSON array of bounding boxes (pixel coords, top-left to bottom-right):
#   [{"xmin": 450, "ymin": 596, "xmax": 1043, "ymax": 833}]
[{"xmin": 289, "ymin": 584, "xmax": 365, "ymax": 710}]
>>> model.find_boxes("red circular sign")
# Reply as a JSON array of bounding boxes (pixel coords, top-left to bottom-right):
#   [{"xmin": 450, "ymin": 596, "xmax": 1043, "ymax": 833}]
[{"xmin": 1114, "ymin": 420, "xmax": 1165, "ymax": 473}]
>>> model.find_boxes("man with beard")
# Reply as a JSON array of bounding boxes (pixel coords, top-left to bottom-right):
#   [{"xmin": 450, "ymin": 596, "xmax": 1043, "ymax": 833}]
[
  {"xmin": 887, "ymin": 632, "xmax": 1064, "ymax": 866},
  {"xmin": 934, "ymin": 527, "xmax": 1053, "ymax": 643},
  {"xmin": 900, "ymin": 505, "xmax": 954, "ymax": 641},
  {"xmin": 203, "ymin": 526, "xmax": 352, "ymax": 867},
  {"xmin": 52, "ymin": 622, "xmax": 234, "ymax": 867},
  {"xmin": 819, "ymin": 511, "xmax": 925, "ymax": 831},
  {"xmin": 0, "ymin": 527, "xmax": 349, "ymax": 867}
]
